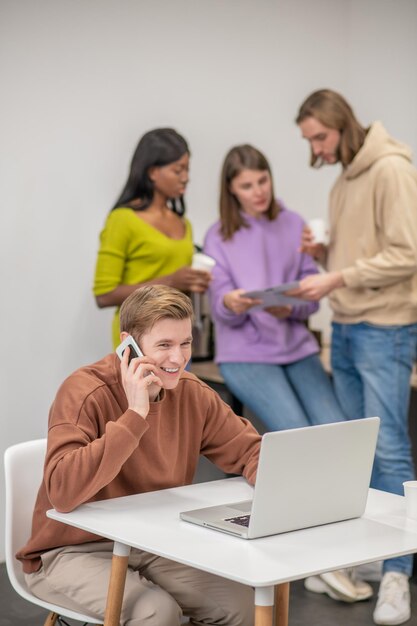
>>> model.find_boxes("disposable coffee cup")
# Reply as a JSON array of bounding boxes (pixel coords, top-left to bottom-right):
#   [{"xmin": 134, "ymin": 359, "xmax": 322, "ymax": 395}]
[
  {"xmin": 403, "ymin": 481, "xmax": 417, "ymax": 520},
  {"xmin": 192, "ymin": 252, "xmax": 216, "ymax": 272},
  {"xmin": 308, "ymin": 218, "xmax": 328, "ymax": 245}
]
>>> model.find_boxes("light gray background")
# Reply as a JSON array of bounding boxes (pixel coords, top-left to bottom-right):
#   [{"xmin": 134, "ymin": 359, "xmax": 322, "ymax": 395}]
[{"xmin": 1, "ymin": 0, "xmax": 416, "ymax": 560}]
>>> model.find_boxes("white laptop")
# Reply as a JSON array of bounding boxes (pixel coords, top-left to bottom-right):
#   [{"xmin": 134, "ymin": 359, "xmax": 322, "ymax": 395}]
[{"xmin": 180, "ymin": 417, "xmax": 380, "ymax": 539}]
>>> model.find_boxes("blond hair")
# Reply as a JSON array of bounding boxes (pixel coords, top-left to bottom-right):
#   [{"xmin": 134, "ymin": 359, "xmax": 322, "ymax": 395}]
[
  {"xmin": 296, "ymin": 89, "xmax": 367, "ymax": 167},
  {"xmin": 120, "ymin": 285, "xmax": 194, "ymax": 341}
]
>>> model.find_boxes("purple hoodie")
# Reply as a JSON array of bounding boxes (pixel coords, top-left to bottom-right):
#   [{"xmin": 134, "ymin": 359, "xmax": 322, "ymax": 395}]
[{"xmin": 203, "ymin": 207, "xmax": 320, "ymax": 364}]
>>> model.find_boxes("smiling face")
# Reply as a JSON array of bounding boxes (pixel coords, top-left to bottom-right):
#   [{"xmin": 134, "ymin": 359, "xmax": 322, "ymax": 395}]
[
  {"xmin": 229, "ymin": 168, "xmax": 272, "ymax": 217},
  {"xmin": 298, "ymin": 116, "xmax": 341, "ymax": 165},
  {"xmin": 139, "ymin": 317, "xmax": 192, "ymax": 390},
  {"xmin": 148, "ymin": 152, "xmax": 190, "ymax": 199}
]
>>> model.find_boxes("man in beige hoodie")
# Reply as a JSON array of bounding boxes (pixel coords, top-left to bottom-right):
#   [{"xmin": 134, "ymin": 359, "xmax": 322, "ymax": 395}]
[{"xmin": 293, "ymin": 89, "xmax": 417, "ymax": 626}]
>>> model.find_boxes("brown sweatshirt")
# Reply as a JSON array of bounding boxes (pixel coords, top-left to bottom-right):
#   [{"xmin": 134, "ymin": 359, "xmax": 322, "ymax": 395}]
[
  {"xmin": 17, "ymin": 354, "xmax": 261, "ymax": 573},
  {"xmin": 325, "ymin": 122, "xmax": 417, "ymax": 325}
]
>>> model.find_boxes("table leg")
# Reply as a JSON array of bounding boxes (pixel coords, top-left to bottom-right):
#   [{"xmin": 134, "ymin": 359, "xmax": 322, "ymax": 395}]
[
  {"xmin": 103, "ymin": 541, "xmax": 131, "ymax": 626},
  {"xmin": 274, "ymin": 583, "xmax": 289, "ymax": 626},
  {"xmin": 254, "ymin": 586, "xmax": 274, "ymax": 626}
]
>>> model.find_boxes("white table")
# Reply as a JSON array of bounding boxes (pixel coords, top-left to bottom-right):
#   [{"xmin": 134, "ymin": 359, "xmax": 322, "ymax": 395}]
[{"xmin": 47, "ymin": 478, "xmax": 417, "ymax": 626}]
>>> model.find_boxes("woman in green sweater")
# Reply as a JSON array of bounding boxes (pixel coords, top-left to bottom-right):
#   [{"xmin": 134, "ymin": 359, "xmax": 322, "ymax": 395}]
[{"xmin": 93, "ymin": 128, "xmax": 211, "ymax": 348}]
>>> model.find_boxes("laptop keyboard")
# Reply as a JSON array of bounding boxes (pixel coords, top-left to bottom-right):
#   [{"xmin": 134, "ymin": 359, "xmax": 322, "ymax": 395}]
[{"xmin": 225, "ymin": 514, "xmax": 251, "ymax": 527}]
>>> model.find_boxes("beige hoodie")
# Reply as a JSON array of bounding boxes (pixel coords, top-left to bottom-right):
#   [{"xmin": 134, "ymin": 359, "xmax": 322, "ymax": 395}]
[{"xmin": 325, "ymin": 121, "xmax": 417, "ymax": 325}]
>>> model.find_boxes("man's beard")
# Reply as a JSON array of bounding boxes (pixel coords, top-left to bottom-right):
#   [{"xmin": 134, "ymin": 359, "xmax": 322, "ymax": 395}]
[{"xmin": 313, "ymin": 147, "xmax": 341, "ymax": 168}]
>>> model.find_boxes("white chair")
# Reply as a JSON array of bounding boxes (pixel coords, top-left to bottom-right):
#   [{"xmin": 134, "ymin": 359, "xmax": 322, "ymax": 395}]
[{"xmin": 4, "ymin": 439, "xmax": 102, "ymax": 626}]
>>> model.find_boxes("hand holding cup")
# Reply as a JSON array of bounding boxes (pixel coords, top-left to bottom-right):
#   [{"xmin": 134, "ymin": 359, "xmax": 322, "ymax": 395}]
[{"xmin": 308, "ymin": 218, "xmax": 329, "ymax": 245}]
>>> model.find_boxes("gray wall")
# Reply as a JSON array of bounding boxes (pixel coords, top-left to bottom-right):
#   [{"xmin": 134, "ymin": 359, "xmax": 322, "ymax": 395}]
[{"xmin": 1, "ymin": 0, "xmax": 416, "ymax": 560}]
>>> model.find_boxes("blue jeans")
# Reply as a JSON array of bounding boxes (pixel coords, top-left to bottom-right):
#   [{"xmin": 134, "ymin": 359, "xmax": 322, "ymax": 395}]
[
  {"xmin": 331, "ymin": 322, "xmax": 417, "ymax": 576},
  {"xmin": 219, "ymin": 354, "xmax": 347, "ymax": 432}
]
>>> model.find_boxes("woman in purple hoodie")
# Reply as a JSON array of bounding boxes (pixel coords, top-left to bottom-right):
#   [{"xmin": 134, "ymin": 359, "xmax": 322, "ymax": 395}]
[{"xmin": 203, "ymin": 144, "xmax": 346, "ymax": 431}]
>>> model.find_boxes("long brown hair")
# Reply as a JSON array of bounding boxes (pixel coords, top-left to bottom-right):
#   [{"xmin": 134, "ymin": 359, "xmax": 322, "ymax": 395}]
[
  {"xmin": 296, "ymin": 89, "xmax": 367, "ymax": 168},
  {"xmin": 219, "ymin": 144, "xmax": 281, "ymax": 240}
]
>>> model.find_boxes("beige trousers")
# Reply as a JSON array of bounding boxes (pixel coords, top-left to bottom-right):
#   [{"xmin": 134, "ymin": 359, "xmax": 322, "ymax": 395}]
[{"xmin": 26, "ymin": 542, "xmax": 254, "ymax": 625}]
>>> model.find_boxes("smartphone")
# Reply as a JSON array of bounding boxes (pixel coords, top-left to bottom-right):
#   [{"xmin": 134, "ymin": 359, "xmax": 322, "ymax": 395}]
[{"xmin": 116, "ymin": 335, "xmax": 143, "ymax": 363}]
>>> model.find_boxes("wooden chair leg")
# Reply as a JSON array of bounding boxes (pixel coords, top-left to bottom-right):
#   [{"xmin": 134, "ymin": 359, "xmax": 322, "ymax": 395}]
[
  {"xmin": 274, "ymin": 582, "xmax": 290, "ymax": 626},
  {"xmin": 43, "ymin": 612, "xmax": 59, "ymax": 626}
]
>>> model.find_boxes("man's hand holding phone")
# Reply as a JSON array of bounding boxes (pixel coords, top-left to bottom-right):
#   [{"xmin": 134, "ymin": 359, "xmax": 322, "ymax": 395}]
[{"xmin": 118, "ymin": 336, "xmax": 163, "ymax": 419}]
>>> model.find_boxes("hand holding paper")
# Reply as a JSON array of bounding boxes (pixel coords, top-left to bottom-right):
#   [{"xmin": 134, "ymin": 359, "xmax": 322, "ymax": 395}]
[
  {"xmin": 264, "ymin": 305, "xmax": 292, "ymax": 319},
  {"xmin": 224, "ymin": 289, "xmax": 262, "ymax": 314},
  {"xmin": 287, "ymin": 273, "xmax": 345, "ymax": 301}
]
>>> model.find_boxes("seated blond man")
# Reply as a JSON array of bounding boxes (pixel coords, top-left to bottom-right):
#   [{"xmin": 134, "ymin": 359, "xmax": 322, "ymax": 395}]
[{"xmin": 18, "ymin": 285, "xmax": 261, "ymax": 626}]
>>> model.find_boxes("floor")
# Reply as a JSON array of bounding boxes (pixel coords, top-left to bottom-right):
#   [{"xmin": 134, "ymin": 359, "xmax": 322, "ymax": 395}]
[{"xmin": 1, "ymin": 561, "xmax": 416, "ymax": 626}]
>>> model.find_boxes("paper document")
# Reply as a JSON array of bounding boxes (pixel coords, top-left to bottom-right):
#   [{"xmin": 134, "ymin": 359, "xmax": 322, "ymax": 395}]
[{"xmin": 244, "ymin": 281, "xmax": 307, "ymax": 309}]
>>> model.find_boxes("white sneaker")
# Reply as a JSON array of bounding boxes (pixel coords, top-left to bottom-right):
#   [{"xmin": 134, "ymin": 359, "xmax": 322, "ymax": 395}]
[
  {"xmin": 348, "ymin": 567, "xmax": 375, "ymax": 600},
  {"xmin": 373, "ymin": 572, "xmax": 411, "ymax": 625},
  {"xmin": 304, "ymin": 574, "xmax": 348, "ymax": 601},
  {"xmin": 304, "ymin": 568, "xmax": 373, "ymax": 603}
]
